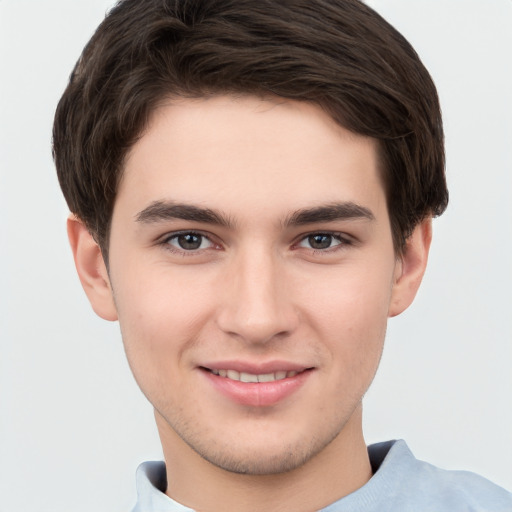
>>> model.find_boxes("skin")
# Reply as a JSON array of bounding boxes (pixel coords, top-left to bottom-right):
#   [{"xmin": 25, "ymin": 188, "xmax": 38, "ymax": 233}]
[{"xmin": 69, "ymin": 95, "xmax": 431, "ymax": 512}]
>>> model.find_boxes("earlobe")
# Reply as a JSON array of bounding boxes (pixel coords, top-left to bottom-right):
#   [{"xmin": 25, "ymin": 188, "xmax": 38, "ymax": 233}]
[
  {"xmin": 388, "ymin": 218, "xmax": 432, "ymax": 318},
  {"xmin": 67, "ymin": 215, "xmax": 118, "ymax": 321}
]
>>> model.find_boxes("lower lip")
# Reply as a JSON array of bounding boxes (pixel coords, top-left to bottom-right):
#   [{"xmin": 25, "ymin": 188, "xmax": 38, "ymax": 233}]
[{"xmin": 201, "ymin": 369, "xmax": 312, "ymax": 407}]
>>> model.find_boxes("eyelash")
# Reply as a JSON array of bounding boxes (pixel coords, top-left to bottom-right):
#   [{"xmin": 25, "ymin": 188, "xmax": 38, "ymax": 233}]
[
  {"xmin": 160, "ymin": 230, "xmax": 218, "ymax": 255},
  {"xmin": 158, "ymin": 230, "xmax": 353, "ymax": 256},
  {"xmin": 294, "ymin": 232, "xmax": 353, "ymax": 254}
]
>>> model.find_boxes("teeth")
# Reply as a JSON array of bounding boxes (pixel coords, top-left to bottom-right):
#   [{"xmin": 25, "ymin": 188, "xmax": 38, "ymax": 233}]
[
  {"xmin": 257, "ymin": 373, "xmax": 276, "ymax": 382},
  {"xmin": 210, "ymin": 369, "xmax": 301, "ymax": 382},
  {"xmin": 240, "ymin": 372, "xmax": 258, "ymax": 383},
  {"xmin": 227, "ymin": 369, "xmax": 240, "ymax": 380}
]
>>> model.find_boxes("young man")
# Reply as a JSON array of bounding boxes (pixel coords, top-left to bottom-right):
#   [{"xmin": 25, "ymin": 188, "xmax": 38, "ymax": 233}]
[{"xmin": 52, "ymin": 0, "xmax": 512, "ymax": 510}]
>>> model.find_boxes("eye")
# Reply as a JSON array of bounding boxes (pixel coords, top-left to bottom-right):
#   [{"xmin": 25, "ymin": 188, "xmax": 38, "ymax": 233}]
[
  {"xmin": 165, "ymin": 232, "xmax": 214, "ymax": 251},
  {"xmin": 297, "ymin": 233, "xmax": 348, "ymax": 251}
]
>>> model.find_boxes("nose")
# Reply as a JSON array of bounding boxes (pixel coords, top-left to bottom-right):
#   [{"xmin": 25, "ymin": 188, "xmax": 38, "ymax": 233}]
[{"xmin": 216, "ymin": 247, "xmax": 299, "ymax": 345}]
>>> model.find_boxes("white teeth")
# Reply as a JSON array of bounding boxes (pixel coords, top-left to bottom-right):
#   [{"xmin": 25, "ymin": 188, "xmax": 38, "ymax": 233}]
[
  {"xmin": 257, "ymin": 373, "xmax": 276, "ymax": 382},
  {"xmin": 227, "ymin": 369, "xmax": 240, "ymax": 380},
  {"xmin": 240, "ymin": 372, "xmax": 258, "ymax": 383},
  {"xmin": 210, "ymin": 369, "xmax": 302, "ymax": 382}
]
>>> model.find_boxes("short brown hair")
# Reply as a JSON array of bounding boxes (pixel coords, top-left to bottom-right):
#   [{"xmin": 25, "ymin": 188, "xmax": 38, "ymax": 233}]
[{"xmin": 53, "ymin": 0, "xmax": 448, "ymax": 258}]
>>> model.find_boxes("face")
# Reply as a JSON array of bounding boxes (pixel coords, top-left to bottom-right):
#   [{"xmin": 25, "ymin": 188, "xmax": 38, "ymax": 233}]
[{"xmin": 101, "ymin": 95, "xmax": 405, "ymax": 474}]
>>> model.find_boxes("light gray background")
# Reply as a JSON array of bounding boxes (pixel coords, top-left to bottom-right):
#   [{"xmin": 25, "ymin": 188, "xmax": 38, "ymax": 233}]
[{"xmin": 1, "ymin": 1, "xmax": 511, "ymax": 511}]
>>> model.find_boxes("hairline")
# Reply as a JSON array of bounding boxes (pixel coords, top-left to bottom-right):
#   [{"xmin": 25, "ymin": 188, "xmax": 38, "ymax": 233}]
[{"xmin": 98, "ymin": 92, "xmax": 409, "ymax": 266}]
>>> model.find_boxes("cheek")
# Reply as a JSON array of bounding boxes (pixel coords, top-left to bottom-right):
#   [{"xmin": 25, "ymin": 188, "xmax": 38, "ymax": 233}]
[
  {"xmin": 113, "ymin": 269, "xmax": 215, "ymax": 387},
  {"xmin": 301, "ymin": 259, "xmax": 393, "ymax": 322},
  {"xmin": 298, "ymin": 263, "xmax": 393, "ymax": 371}
]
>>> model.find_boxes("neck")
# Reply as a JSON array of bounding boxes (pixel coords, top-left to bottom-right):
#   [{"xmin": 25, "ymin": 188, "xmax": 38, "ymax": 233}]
[{"xmin": 156, "ymin": 405, "xmax": 372, "ymax": 512}]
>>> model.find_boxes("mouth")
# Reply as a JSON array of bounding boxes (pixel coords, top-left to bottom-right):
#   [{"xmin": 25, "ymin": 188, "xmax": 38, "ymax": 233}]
[
  {"xmin": 202, "ymin": 367, "xmax": 304, "ymax": 383},
  {"xmin": 199, "ymin": 364, "xmax": 314, "ymax": 407}
]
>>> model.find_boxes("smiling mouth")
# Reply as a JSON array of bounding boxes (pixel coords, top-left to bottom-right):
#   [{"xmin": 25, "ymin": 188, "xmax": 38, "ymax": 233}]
[
  {"xmin": 202, "ymin": 368, "xmax": 310, "ymax": 383},
  {"xmin": 200, "ymin": 366, "xmax": 313, "ymax": 406}
]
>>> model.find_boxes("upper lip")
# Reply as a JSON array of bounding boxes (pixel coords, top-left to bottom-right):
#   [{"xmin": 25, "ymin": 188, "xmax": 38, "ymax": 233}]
[{"xmin": 199, "ymin": 360, "xmax": 312, "ymax": 374}]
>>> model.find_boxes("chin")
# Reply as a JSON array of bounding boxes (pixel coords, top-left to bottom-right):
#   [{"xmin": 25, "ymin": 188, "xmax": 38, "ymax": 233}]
[
  {"xmin": 181, "ymin": 423, "xmax": 343, "ymax": 476},
  {"xmin": 197, "ymin": 444, "xmax": 317, "ymax": 475}
]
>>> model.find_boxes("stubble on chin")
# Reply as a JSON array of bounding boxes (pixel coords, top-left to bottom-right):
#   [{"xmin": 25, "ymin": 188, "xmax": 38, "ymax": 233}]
[{"xmin": 156, "ymin": 405, "xmax": 353, "ymax": 477}]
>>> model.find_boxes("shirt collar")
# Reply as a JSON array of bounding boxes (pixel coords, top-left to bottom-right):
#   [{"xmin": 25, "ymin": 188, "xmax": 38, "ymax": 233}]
[
  {"xmin": 132, "ymin": 440, "xmax": 404, "ymax": 511},
  {"xmin": 132, "ymin": 460, "xmax": 194, "ymax": 512}
]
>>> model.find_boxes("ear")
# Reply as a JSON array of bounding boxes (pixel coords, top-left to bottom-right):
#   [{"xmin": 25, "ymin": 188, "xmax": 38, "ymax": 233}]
[
  {"xmin": 388, "ymin": 218, "xmax": 432, "ymax": 318},
  {"xmin": 67, "ymin": 215, "xmax": 118, "ymax": 321}
]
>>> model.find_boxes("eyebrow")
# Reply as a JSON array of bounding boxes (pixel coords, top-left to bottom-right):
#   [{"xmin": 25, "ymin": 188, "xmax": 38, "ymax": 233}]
[
  {"xmin": 135, "ymin": 200, "xmax": 374, "ymax": 229},
  {"xmin": 135, "ymin": 200, "xmax": 234, "ymax": 228},
  {"xmin": 284, "ymin": 202, "xmax": 375, "ymax": 227}
]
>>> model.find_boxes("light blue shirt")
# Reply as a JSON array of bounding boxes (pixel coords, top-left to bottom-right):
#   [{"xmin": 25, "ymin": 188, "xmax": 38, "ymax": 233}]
[{"xmin": 132, "ymin": 440, "xmax": 512, "ymax": 511}]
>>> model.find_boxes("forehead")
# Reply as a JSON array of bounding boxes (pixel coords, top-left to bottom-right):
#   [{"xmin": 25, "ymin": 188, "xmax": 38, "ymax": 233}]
[{"xmin": 117, "ymin": 95, "xmax": 387, "ymax": 223}]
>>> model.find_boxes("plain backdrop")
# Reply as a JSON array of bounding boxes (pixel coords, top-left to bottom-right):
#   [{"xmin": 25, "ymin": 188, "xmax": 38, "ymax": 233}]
[{"xmin": 1, "ymin": 1, "xmax": 511, "ymax": 511}]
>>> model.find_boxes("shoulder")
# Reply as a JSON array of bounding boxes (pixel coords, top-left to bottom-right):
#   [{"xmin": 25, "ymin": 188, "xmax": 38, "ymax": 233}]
[{"xmin": 367, "ymin": 440, "xmax": 512, "ymax": 512}]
